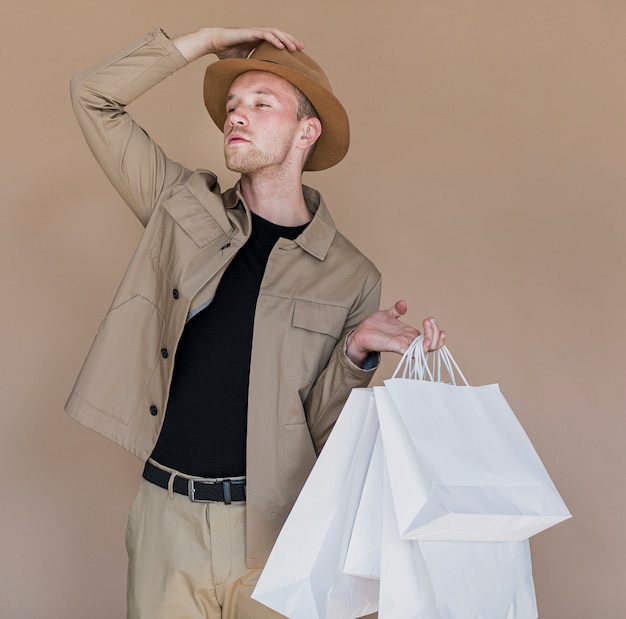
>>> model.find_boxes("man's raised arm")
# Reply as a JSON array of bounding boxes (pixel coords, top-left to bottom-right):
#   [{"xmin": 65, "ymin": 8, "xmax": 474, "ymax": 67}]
[{"xmin": 172, "ymin": 27, "xmax": 304, "ymax": 62}]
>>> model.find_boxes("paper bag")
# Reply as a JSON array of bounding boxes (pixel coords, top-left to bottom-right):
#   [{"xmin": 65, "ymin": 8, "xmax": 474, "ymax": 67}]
[
  {"xmin": 376, "ymin": 337, "xmax": 571, "ymax": 541},
  {"xmin": 252, "ymin": 389, "xmax": 379, "ymax": 619},
  {"xmin": 343, "ymin": 431, "xmax": 384, "ymax": 579},
  {"xmin": 378, "ymin": 459, "xmax": 538, "ymax": 619}
]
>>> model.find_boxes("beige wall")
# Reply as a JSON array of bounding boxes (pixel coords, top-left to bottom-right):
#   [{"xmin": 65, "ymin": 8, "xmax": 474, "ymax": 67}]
[{"xmin": 2, "ymin": 1, "xmax": 624, "ymax": 617}]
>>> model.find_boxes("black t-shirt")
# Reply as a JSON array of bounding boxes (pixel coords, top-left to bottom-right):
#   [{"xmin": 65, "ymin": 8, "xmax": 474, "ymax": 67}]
[{"xmin": 150, "ymin": 211, "xmax": 308, "ymax": 477}]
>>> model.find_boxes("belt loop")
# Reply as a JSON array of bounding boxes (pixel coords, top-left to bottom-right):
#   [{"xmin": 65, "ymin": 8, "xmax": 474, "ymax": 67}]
[
  {"xmin": 223, "ymin": 480, "xmax": 232, "ymax": 505},
  {"xmin": 167, "ymin": 471, "xmax": 176, "ymax": 500}
]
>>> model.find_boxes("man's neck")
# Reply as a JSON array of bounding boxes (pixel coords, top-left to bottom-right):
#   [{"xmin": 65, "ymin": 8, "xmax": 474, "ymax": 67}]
[{"xmin": 239, "ymin": 173, "xmax": 312, "ymax": 227}]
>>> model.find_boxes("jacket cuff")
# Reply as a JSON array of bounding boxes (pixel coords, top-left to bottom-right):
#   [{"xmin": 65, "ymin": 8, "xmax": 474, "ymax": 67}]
[
  {"xmin": 340, "ymin": 331, "xmax": 379, "ymax": 376},
  {"xmin": 150, "ymin": 27, "xmax": 189, "ymax": 69}
]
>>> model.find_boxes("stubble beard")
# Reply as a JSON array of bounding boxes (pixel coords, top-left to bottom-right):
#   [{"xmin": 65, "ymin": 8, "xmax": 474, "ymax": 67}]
[
  {"xmin": 224, "ymin": 132, "xmax": 295, "ymax": 176},
  {"xmin": 225, "ymin": 146, "xmax": 270, "ymax": 174}
]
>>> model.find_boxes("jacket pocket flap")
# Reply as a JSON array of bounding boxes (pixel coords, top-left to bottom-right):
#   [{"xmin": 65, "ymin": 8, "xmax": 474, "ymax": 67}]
[
  {"xmin": 292, "ymin": 300, "xmax": 348, "ymax": 339},
  {"xmin": 162, "ymin": 192, "xmax": 228, "ymax": 248}
]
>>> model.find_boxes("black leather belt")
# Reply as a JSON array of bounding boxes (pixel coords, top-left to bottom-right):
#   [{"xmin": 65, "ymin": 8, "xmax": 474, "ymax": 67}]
[{"xmin": 142, "ymin": 461, "xmax": 246, "ymax": 504}]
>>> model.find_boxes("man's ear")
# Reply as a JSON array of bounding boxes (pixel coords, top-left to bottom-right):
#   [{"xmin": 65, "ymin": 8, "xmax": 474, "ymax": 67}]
[{"xmin": 299, "ymin": 117, "xmax": 322, "ymax": 150}]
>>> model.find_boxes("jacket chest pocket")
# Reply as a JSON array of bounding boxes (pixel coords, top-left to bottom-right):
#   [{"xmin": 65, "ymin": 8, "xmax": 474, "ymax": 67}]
[
  {"xmin": 286, "ymin": 299, "xmax": 349, "ymax": 383},
  {"xmin": 149, "ymin": 197, "xmax": 237, "ymax": 302}
]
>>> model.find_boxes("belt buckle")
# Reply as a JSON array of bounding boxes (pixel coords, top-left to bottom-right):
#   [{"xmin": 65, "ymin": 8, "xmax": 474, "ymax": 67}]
[{"xmin": 187, "ymin": 477, "xmax": 220, "ymax": 503}]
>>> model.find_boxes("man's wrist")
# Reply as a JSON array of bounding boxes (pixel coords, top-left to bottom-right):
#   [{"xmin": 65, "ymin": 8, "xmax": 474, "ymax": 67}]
[
  {"xmin": 345, "ymin": 330, "xmax": 378, "ymax": 369},
  {"xmin": 172, "ymin": 28, "xmax": 218, "ymax": 62}
]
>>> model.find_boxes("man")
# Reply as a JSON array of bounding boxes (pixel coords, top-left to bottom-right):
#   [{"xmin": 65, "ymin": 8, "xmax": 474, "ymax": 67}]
[{"xmin": 68, "ymin": 26, "xmax": 444, "ymax": 619}]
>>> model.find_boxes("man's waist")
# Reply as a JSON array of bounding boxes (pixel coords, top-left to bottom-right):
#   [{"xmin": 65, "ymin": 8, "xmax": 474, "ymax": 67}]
[{"xmin": 143, "ymin": 460, "xmax": 246, "ymax": 504}]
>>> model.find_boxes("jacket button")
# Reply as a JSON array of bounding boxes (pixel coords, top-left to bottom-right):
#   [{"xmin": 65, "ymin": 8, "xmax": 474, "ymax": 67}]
[
  {"xmin": 172, "ymin": 288, "xmax": 179, "ymax": 299},
  {"xmin": 160, "ymin": 348, "xmax": 169, "ymax": 359},
  {"xmin": 149, "ymin": 405, "xmax": 158, "ymax": 416}
]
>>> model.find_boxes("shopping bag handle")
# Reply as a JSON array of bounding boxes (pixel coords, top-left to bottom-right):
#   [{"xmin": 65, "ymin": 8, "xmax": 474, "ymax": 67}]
[{"xmin": 392, "ymin": 336, "xmax": 469, "ymax": 385}]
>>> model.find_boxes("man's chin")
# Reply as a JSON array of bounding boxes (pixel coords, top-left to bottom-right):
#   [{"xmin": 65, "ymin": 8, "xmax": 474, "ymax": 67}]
[
  {"xmin": 225, "ymin": 159, "xmax": 243, "ymax": 173},
  {"xmin": 225, "ymin": 158, "xmax": 263, "ymax": 175},
  {"xmin": 225, "ymin": 154, "xmax": 251, "ymax": 174}
]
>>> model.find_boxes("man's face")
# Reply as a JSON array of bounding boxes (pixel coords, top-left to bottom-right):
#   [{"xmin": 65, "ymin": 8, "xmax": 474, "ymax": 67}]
[{"xmin": 223, "ymin": 71, "xmax": 304, "ymax": 175}]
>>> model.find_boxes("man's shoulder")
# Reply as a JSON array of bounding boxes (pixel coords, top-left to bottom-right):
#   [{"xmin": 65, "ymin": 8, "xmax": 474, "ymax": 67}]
[
  {"xmin": 180, "ymin": 168, "xmax": 221, "ymax": 194},
  {"xmin": 331, "ymin": 228, "xmax": 379, "ymax": 274},
  {"xmin": 152, "ymin": 168, "xmax": 242, "ymax": 241},
  {"xmin": 157, "ymin": 168, "xmax": 226, "ymax": 210},
  {"xmin": 304, "ymin": 185, "xmax": 380, "ymax": 276}
]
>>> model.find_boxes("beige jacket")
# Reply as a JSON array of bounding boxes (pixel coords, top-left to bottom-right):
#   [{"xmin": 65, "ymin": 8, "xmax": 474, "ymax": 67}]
[{"xmin": 66, "ymin": 29, "xmax": 381, "ymax": 567}]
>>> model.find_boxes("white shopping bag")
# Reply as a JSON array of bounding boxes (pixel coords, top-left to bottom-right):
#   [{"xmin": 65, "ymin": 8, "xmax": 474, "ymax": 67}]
[
  {"xmin": 343, "ymin": 431, "xmax": 384, "ymax": 579},
  {"xmin": 377, "ymin": 337, "xmax": 571, "ymax": 541},
  {"xmin": 378, "ymin": 459, "xmax": 538, "ymax": 619},
  {"xmin": 252, "ymin": 389, "xmax": 379, "ymax": 619},
  {"xmin": 379, "ymin": 463, "xmax": 438, "ymax": 619}
]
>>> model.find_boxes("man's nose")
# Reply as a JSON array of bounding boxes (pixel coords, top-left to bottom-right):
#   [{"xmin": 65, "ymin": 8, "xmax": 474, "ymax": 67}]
[{"xmin": 227, "ymin": 106, "xmax": 247, "ymax": 127}]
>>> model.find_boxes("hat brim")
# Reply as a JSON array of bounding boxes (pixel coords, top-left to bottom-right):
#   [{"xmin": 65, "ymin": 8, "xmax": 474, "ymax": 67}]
[{"xmin": 203, "ymin": 58, "xmax": 349, "ymax": 171}]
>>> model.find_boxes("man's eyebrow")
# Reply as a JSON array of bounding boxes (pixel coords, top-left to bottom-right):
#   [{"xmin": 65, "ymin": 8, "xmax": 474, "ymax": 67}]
[
  {"xmin": 226, "ymin": 88, "xmax": 280, "ymax": 102},
  {"xmin": 252, "ymin": 88, "xmax": 279, "ymax": 97}
]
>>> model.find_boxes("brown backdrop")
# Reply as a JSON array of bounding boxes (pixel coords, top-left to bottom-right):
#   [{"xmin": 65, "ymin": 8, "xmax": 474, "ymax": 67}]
[{"xmin": 2, "ymin": 1, "xmax": 624, "ymax": 617}]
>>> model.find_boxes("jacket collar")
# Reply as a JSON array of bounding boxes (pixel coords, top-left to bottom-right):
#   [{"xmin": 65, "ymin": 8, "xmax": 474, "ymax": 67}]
[{"xmin": 222, "ymin": 182, "xmax": 337, "ymax": 261}]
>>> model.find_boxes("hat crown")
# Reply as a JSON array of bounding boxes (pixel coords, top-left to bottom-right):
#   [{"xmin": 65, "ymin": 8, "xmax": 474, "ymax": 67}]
[{"xmin": 247, "ymin": 41, "xmax": 333, "ymax": 95}]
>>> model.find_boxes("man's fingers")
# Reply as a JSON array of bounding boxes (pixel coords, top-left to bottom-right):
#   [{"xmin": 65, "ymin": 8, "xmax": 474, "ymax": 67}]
[
  {"xmin": 268, "ymin": 30, "xmax": 305, "ymax": 50},
  {"xmin": 246, "ymin": 27, "xmax": 304, "ymax": 51},
  {"xmin": 388, "ymin": 300, "xmax": 408, "ymax": 320},
  {"xmin": 422, "ymin": 317, "xmax": 445, "ymax": 352}
]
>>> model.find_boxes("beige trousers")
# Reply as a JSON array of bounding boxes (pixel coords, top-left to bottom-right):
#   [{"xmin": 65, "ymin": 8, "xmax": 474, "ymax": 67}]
[
  {"xmin": 126, "ymin": 463, "xmax": 379, "ymax": 619},
  {"xmin": 125, "ymin": 470, "xmax": 286, "ymax": 619}
]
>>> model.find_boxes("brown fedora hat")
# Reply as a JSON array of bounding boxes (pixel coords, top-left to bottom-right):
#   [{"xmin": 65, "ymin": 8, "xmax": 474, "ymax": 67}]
[{"xmin": 203, "ymin": 41, "xmax": 349, "ymax": 171}]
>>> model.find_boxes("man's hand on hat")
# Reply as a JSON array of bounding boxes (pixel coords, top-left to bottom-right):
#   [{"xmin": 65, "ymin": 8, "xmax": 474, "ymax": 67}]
[
  {"xmin": 173, "ymin": 27, "xmax": 304, "ymax": 63},
  {"xmin": 345, "ymin": 301, "xmax": 445, "ymax": 368}
]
